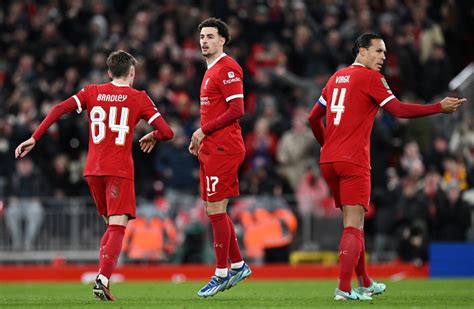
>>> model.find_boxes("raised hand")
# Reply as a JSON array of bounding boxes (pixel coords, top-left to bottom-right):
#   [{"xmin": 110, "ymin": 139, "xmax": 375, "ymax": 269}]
[
  {"xmin": 138, "ymin": 132, "xmax": 157, "ymax": 153},
  {"xmin": 440, "ymin": 97, "xmax": 467, "ymax": 113},
  {"xmin": 15, "ymin": 137, "xmax": 36, "ymax": 159}
]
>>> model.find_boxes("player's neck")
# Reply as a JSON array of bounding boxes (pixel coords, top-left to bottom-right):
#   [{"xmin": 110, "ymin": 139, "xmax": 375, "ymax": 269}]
[
  {"xmin": 111, "ymin": 79, "xmax": 131, "ymax": 87},
  {"xmin": 206, "ymin": 52, "xmax": 226, "ymax": 68},
  {"xmin": 353, "ymin": 57, "xmax": 366, "ymax": 67}
]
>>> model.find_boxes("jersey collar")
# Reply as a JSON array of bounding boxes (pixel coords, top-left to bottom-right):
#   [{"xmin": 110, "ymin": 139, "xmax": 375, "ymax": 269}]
[
  {"xmin": 111, "ymin": 81, "xmax": 130, "ymax": 87},
  {"xmin": 352, "ymin": 62, "xmax": 366, "ymax": 68},
  {"xmin": 207, "ymin": 53, "xmax": 227, "ymax": 69}
]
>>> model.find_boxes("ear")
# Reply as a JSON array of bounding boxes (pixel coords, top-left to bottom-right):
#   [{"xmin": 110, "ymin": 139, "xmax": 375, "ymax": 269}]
[
  {"xmin": 129, "ymin": 66, "xmax": 135, "ymax": 77},
  {"xmin": 219, "ymin": 36, "xmax": 226, "ymax": 47},
  {"xmin": 107, "ymin": 70, "xmax": 113, "ymax": 79}
]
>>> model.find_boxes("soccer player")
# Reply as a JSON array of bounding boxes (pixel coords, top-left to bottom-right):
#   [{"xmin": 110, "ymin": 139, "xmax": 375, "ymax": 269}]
[
  {"xmin": 308, "ymin": 33, "xmax": 466, "ymax": 301},
  {"xmin": 189, "ymin": 18, "xmax": 251, "ymax": 298},
  {"xmin": 15, "ymin": 50, "xmax": 174, "ymax": 301}
]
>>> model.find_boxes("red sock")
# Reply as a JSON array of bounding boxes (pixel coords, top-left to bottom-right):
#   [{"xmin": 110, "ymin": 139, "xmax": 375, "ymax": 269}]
[
  {"xmin": 99, "ymin": 224, "xmax": 125, "ymax": 279},
  {"xmin": 338, "ymin": 226, "xmax": 362, "ymax": 292},
  {"xmin": 99, "ymin": 225, "xmax": 110, "ymax": 258},
  {"xmin": 209, "ymin": 213, "xmax": 230, "ymax": 269},
  {"xmin": 227, "ymin": 214, "xmax": 243, "ymax": 263},
  {"xmin": 355, "ymin": 230, "xmax": 372, "ymax": 287}
]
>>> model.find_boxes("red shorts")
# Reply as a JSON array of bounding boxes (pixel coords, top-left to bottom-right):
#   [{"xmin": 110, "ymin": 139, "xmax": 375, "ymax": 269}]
[
  {"xmin": 320, "ymin": 161, "xmax": 371, "ymax": 210},
  {"xmin": 86, "ymin": 176, "xmax": 136, "ymax": 219},
  {"xmin": 198, "ymin": 152, "xmax": 244, "ymax": 202}
]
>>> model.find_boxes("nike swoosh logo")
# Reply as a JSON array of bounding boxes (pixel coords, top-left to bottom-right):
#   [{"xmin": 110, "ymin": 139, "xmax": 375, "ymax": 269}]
[{"xmin": 208, "ymin": 192, "xmax": 217, "ymax": 196}]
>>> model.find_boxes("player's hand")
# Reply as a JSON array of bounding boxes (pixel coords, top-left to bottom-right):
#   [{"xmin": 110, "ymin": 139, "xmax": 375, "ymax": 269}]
[
  {"xmin": 440, "ymin": 97, "xmax": 467, "ymax": 113},
  {"xmin": 139, "ymin": 132, "xmax": 157, "ymax": 153},
  {"xmin": 188, "ymin": 140, "xmax": 198, "ymax": 156},
  {"xmin": 15, "ymin": 137, "xmax": 36, "ymax": 159},
  {"xmin": 191, "ymin": 128, "xmax": 206, "ymax": 149}
]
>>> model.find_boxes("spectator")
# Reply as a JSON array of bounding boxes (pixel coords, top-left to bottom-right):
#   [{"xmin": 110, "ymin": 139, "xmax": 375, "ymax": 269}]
[
  {"xmin": 276, "ymin": 107, "xmax": 317, "ymax": 192},
  {"xmin": 432, "ymin": 181, "xmax": 471, "ymax": 241},
  {"xmin": 5, "ymin": 158, "xmax": 45, "ymax": 251},
  {"xmin": 154, "ymin": 122, "xmax": 199, "ymax": 216}
]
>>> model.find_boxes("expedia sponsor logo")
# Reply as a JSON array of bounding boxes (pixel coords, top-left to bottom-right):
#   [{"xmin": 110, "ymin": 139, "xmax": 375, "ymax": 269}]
[
  {"xmin": 223, "ymin": 77, "xmax": 241, "ymax": 84},
  {"xmin": 97, "ymin": 94, "xmax": 128, "ymax": 102},
  {"xmin": 200, "ymin": 96, "xmax": 210, "ymax": 105}
]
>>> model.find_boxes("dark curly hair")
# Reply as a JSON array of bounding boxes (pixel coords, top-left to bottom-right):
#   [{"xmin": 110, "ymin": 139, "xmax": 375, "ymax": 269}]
[{"xmin": 198, "ymin": 17, "xmax": 231, "ymax": 45}]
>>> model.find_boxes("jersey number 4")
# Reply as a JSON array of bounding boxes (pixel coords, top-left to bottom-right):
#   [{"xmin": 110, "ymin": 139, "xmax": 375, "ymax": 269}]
[
  {"xmin": 90, "ymin": 106, "xmax": 130, "ymax": 145},
  {"xmin": 330, "ymin": 88, "xmax": 346, "ymax": 125}
]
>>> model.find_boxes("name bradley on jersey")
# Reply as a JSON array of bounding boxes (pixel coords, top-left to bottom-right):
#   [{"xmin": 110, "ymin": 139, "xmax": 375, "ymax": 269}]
[{"xmin": 97, "ymin": 94, "xmax": 128, "ymax": 102}]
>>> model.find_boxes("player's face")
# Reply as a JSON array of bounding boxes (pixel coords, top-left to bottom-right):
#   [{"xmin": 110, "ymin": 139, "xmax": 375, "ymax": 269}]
[
  {"xmin": 200, "ymin": 27, "xmax": 225, "ymax": 58},
  {"xmin": 362, "ymin": 39, "xmax": 386, "ymax": 71}
]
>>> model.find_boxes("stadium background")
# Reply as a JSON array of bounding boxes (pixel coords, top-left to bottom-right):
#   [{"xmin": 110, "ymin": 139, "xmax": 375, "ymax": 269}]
[{"xmin": 0, "ymin": 0, "xmax": 473, "ymax": 283}]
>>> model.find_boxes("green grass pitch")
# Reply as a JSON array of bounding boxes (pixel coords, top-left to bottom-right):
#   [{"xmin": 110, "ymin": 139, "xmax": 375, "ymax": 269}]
[{"xmin": 0, "ymin": 279, "xmax": 473, "ymax": 308}]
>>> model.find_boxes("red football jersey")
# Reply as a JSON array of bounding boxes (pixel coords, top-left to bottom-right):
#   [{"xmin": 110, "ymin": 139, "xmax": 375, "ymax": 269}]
[
  {"xmin": 74, "ymin": 82, "xmax": 162, "ymax": 180},
  {"xmin": 318, "ymin": 63, "xmax": 395, "ymax": 169},
  {"xmin": 199, "ymin": 53, "xmax": 245, "ymax": 155}
]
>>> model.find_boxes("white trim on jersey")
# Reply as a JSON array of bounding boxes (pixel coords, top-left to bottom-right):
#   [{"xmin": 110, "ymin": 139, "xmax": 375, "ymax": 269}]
[
  {"xmin": 352, "ymin": 62, "xmax": 366, "ymax": 68},
  {"xmin": 111, "ymin": 81, "xmax": 130, "ymax": 87},
  {"xmin": 207, "ymin": 53, "xmax": 227, "ymax": 69},
  {"xmin": 73, "ymin": 95, "xmax": 82, "ymax": 114},
  {"xmin": 148, "ymin": 112, "xmax": 161, "ymax": 124},
  {"xmin": 380, "ymin": 95, "xmax": 395, "ymax": 107},
  {"xmin": 318, "ymin": 96, "xmax": 327, "ymax": 107},
  {"xmin": 226, "ymin": 94, "xmax": 244, "ymax": 102}
]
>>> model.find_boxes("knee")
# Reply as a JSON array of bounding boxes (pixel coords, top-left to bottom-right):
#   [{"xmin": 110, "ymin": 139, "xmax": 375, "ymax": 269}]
[{"xmin": 5, "ymin": 204, "xmax": 21, "ymax": 220}]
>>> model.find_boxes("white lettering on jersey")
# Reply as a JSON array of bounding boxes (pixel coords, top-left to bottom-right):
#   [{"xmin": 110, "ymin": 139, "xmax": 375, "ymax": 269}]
[
  {"xmin": 200, "ymin": 97, "xmax": 210, "ymax": 106},
  {"xmin": 97, "ymin": 94, "xmax": 128, "ymax": 102},
  {"xmin": 335, "ymin": 76, "xmax": 350, "ymax": 84},
  {"xmin": 223, "ymin": 77, "xmax": 241, "ymax": 84}
]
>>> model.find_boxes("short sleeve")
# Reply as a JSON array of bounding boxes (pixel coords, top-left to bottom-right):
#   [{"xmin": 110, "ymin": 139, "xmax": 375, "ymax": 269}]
[
  {"xmin": 216, "ymin": 65, "xmax": 244, "ymax": 102},
  {"xmin": 73, "ymin": 86, "xmax": 89, "ymax": 113},
  {"xmin": 140, "ymin": 91, "xmax": 161, "ymax": 124},
  {"xmin": 368, "ymin": 73, "xmax": 396, "ymax": 107}
]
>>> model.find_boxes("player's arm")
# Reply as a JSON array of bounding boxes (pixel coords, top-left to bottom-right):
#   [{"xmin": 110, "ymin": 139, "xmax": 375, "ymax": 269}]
[
  {"xmin": 371, "ymin": 73, "xmax": 466, "ymax": 118},
  {"xmin": 202, "ymin": 97, "xmax": 244, "ymax": 134},
  {"xmin": 138, "ymin": 93, "xmax": 174, "ymax": 153},
  {"xmin": 139, "ymin": 115, "xmax": 174, "ymax": 153},
  {"xmin": 15, "ymin": 97, "xmax": 80, "ymax": 158},
  {"xmin": 308, "ymin": 99, "xmax": 326, "ymax": 146},
  {"xmin": 383, "ymin": 97, "xmax": 467, "ymax": 118},
  {"xmin": 150, "ymin": 116, "xmax": 174, "ymax": 141},
  {"xmin": 189, "ymin": 97, "xmax": 244, "ymax": 156}
]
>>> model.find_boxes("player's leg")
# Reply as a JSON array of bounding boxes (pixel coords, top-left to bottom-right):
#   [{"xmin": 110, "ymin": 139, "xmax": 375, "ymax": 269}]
[
  {"xmin": 87, "ymin": 176, "xmax": 114, "ymax": 301},
  {"xmin": 88, "ymin": 176, "xmax": 135, "ymax": 301},
  {"xmin": 225, "ymin": 214, "xmax": 251, "ymax": 290},
  {"xmin": 197, "ymin": 152, "xmax": 249, "ymax": 297},
  {"xmin": 197, "ymin": 198, "xmax": 231, "ymax": 297},
  {"xmin": 321, "ymin": 162, "xmax": 371, "ymax": 301},
  {"xmin": 225, "ymin": 152, "xmax": 251, "ymax": 289},
  {"xmin": 355, "ymin": 229, "xmax": 386, "ymax": 296}
]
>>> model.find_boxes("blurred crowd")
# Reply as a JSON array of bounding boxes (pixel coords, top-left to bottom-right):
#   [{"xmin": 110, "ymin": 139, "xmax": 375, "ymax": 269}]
[{"xmin": 1, "ymin": 0, "xmax": 473, "ymax": 263}]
